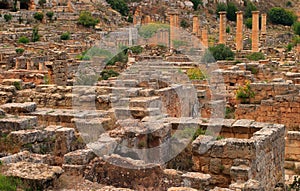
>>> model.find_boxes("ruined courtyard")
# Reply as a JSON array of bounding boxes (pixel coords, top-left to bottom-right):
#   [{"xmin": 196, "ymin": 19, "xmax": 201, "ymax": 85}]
[{"xmin": 0, "ymin": 0, "xmax": 300, "ymax": 190}]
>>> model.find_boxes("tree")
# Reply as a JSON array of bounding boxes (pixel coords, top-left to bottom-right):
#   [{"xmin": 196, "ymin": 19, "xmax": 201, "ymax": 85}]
[
  {"xmin": 46, "ymin": 11, "xmax": 54, "ymax": 21},
  {"xmin": 78, "ymin": 11, "xmax": 99, "ymax": 28},
  {"xmin": 244, "ymin": 1, "xmax": 257, "ymax": 19},
  {"xmin": 245, "ymin": 18, "xmax": 252, "ymax": 29},
  {"xmin": 33, "ymin": 12, "xmax": 44, "ymax": 22},
  {"xmin": 226, "ymin": 2, "xmax": 237, "ymax": 21},
  {"xmin": 293, "ymin": 22, "xmax": 300, "ymax": 35},
  {"xmin": 268, "ymin": 7, "xmax": 297, "ymax": 26},
  {"xmin": 32, "ymin": 27, "xmax": 40, "ymax": 42},
  {"xmin": 3, "ymin": 14, "xmax": 12, "ymax": 22},
  {"xmin": 190, "ymin": 0, "xmax": 203, "ymax": 11},
  {"xmin": 106, "ymin": 0, "xmax": 129, "ymax": 16},
  {"xmin": 180, "ymin": 19, "xmax": 190, "ymax": 28}
]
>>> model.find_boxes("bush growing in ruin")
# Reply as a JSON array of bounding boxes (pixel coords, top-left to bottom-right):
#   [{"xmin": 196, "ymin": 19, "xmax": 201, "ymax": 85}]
[
  {"xmin": 31, "ymin": 27, "xmax": 40, "ymax": 42},
  {"xmin": 15, "ymin": 48, "xmax": 24, "ymax": 54},
  {"xmin": 3, "ymin": 14, "xmax": 12, "ymax": 22},
  {"xmin": 293, "ymin": 22, "xmax": 300, "ymax": 35},
  {"xmin": 46, "ymin": 11, "xmax": 54, "ymax": 21},
  {"xmin": 78, "ymin": 11, "xmax": 99, "ymax": 28},
  {"xmin": 268, "ymin": 7, "xmax": 297, "ymax": 26},
  {"xmin": 100, "ymin": 69, "xmax": 119, "ymax": 80},
  {"xmin": 190, "ymin": 0, "xmax": 203, "ymax": 11},
  {"xmin": 180, "ymin": 19, "xmax": 189, "ymax": 29},
  {"xmin": 216, "ymin": 2, "xmax": 226, "ymax": 17},
  {"xmin": 187, "ymin": 68, "xmax": 207, "ymax": 80},
  {"xmin": 246, "ymin": 52, "xmax": 265, "ymax": 61},
  {"xmin": 18, "ymin": 36, "xmax": 29, "ymax": 44},
  {"xmin": 244, "ymin": 0, "xmax": 257, "ymax": 19},
  {"xmin": 236, "ymin": 81, "xmax": 255, "ymax": 103},
  {"xmin": 33, "ymin": 12, "xmax": 44, "ymax": 22},
  {"xmin": 106, "ymin": 0, "xmax": 129, "ymax": 16},
  {"xmin": 202, "ymin": 44, "xmax": 234, "ymax": 63},
  {"xmin": 60, "ymin": 32, "xmax": 70, "ymax": 40},
  {"xmin": 226, "ymin": 2, "xmax": 237, "ymax": 21}
]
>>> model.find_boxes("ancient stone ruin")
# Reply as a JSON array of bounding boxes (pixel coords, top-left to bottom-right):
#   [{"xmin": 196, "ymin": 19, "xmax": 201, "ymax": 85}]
[{"xmin": 0, "ymin": 0, "xmax": 299, "ymax": 190}]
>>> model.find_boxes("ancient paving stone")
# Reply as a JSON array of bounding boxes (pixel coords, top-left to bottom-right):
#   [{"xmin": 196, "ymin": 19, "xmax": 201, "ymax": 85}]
[{"xmin": 1, "ymin": 102, "xmax": 37, "ymax": 114}]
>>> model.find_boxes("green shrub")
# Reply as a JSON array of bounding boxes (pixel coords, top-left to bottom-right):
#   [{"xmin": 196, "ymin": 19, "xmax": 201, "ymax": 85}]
[
  {"xmin": 100, "ymin": 69, "xmax": 119, "ymax": 80},
  {"xmin": 33, "ymin": 12, "xmax": 44, "ymax": 22},
  {"xmin": 226, "ymin": 2, "xmax": 237, "ymax": 21},
  {"xmin": 244, "ymin": 0, "xmax": 257, "ymax": 19},
  {"xmin": 293, "ymin": 22, "xmax": 300, "ymax": 35},
  {"xmin": 4, "ymin": 14, "xmax": 12, "ymax": 22},
  {"xmin": 31, "ymin": 27, "xmax": 40, "ymax": 42},
  {"xmin": 187, "ymin": 68, "xmax": 207, "ymax": 80},
  {"xmin": 138, "ymin": 23, "xmax": 169, "ymax": 39},
  {"xmin": 245, "ymin": 18, "xmax": 252, "ymax": 29},
  {"xmin": 287, "ymin": 43, "xmax": 293, "ymax": 51},
  {"xmin": 127, "ymin": 14, "xmax": 133, "ymax": 23},
  {"xmin": 15, "ymin": 48, "xmax": 25, "ymax": 54},
  {"xmin": 128, "ymin": 45, "xmax": 143, "ymax": 54},
  {"xmin": 38, "ymin": 0, "xmax": 46, "ymax": 7},
  {"xmin": 0, "ymin": 175, "xmax": 21, "ymax": 191},
  {"xmin": 18, "ymin": 36, "xmax": 29, "ymax": 44},
  {"xmin": 106, "ymin": 0, "xmax": 129, "ymax": 16},
  {"xmin": 78, "ymin": 11, "xmax": 99, "ymax": 28},
  {"xmin": 286, "ymin": 1, "xmax": 293, "ymax": 7},
  {"xmin": 202, "ymin": 44, "xmax": 235, "ymax": 63},
  {"xmin": 226, "ymin": 26, "xmax": 230, "ymax": 33},
  {"xmin": 236, "ymin": 81, "xmax": 255, "ymax": 103},
  {"xmin": 13, "ymin": 81, "xmax": 22, "ymax": 90},
  {"xmin": 190, "ymin": 0, "xmax": 203, "ymax": 11},
  {"xmin": 246, "ymin": 65, "xmax": 259, "ymax": 74},
  {"xmin": 60, "ymin": 32, "xmax": 70, "ymax": 40},
  {"xmin": 216, "ymin": 3, "xmax": 227, "ymax": 17},
  {"xmin": 246, "ymin": 52, "xmax": 265, "ymax": 61},
  {"xmin": 180, "ymin": 19, "xmax": 190, "ymax": 29},
  {"xmin": 46, "ymin": 11, "xmax": 54, "ymax": 21},
  {"xmin": 225, "ymin": 107, "xmax": 235, "ymax": 119},
  {"xmin": 268, "ymin": 7, "xmax": 297, "ymax": 26}
]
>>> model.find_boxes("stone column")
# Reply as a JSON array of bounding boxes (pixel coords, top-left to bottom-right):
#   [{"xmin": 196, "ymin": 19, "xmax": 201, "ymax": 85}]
[
  {"xmin": 261, "ymin": 13, "xmax": 267, "ymax": 35},
  {"xmin": 251, "ymin": 11, "xmax": 260, "ymax": 52},
  {"xmin": 219, "ymin": 11, "xmax": 226, "ymax": 44},
  {"xmin": 67, "ymin": 0, "xmax": 73, "ymax": 12},
  {"xmin": 169, "ymin": 12, "xmax": 179, "ymax": 48},
  {"xmin": 236, "ymin": 11, "xmax": 243, "ymax": 51},
  {"xmin": 297, "ymin": 10, "xmax": 300, "ymax": 22},
  {"xmin": 192, "ymin": 15, "xmax": 199, "ymax": 35},
  {"xmin": 201, "ymin": 28, "xmax": 208, "ymax": 48},
  {"xmin": 144, "ymin": 15, "xmax": 151, "ymax": 24}
]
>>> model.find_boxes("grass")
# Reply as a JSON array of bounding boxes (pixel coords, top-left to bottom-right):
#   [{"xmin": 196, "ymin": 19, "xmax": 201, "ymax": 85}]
[{"xmin": 0, "ymin": 175, "xmax": 21, "ymax": 191}]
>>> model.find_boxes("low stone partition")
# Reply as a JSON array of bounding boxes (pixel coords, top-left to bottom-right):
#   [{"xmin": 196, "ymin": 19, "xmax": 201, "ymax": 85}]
[
  {"xmin": 85, "ymin": 154, "xmax": 212, "ymax": 190},
  {"xmin": 285, "ymin": 131, "xmax": 300, "ymax": 161},
  {"xmin": 0, "ymin": 115, "xmax": 37, "ymax": 135},
  {"xmin": 192, "ymin": 122, "xmax": 285, "ymax": 190},
  {"xmin": 235, "ymin": 93, "xmax": 300, "ymax": 130}
]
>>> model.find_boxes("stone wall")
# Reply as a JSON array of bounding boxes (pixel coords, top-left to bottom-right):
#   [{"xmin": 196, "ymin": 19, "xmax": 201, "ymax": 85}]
[{"xmin": 285, "ymin": 131, "xmax": 300, "ymax": 161}]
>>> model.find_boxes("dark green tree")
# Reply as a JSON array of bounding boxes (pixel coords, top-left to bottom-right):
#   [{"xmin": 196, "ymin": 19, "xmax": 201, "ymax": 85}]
[
  {"xmin": 226, "ymin": 2, "xmax": 237, "ymax": 21},
  {"xmin": 244, "ymin": 0, "xmax": 257, "ymax": 19},
  {"xmin": 78, "ymin": 11, "xmax": 99, "ymax": 28},
  {"xmin": 106, "ymin": 0, "xmax": 129, "ymax": 16},
  {"xmin": 33, "ymin": 12, "xmax": 44, "ymax": 22},
  {"xmin": 293, "ymin": 22, "xmax": 300, "ymax": 35},
  {"xmin": 268, "ymin": 7, "xmax": 296, "ymax": 26},
  {"xmin": 32, "ymin": 27, "xmax": 40, "ymax": 42},
  {"xmin": 190, "ymin": 0, "xmax": 203, "ymax": 11}
]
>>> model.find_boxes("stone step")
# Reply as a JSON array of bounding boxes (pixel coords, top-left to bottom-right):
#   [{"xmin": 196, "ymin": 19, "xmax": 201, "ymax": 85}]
[
  {"xmin": 230, "ymin": 165, "xmax": 251, "ymax": 182},
  {"xmin": 129, "ymin": 96, "xmax": 162, "ymax": 109},
  {"xmin": 1, "ymin": 102, "xmax": 37, "ymax": 114},
  {"xmin": 114, "ymin": 107, "xmax": 161, "ymax": 120},
  {"xmin": 0, "ymin": 115, "xmax": 37, "ymax": 135}
]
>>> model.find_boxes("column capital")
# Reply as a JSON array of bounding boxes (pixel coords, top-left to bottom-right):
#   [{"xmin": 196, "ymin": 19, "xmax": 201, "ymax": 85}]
[
  {"xmin": 236, "ymin": 11, "xmax": 243, "ymax": 14},
  {"xmin": 252, "ymin": 11, "xmax": 260, "ymax": 14},
  {"xmin": 219, "ymin": 11, "xmax": 226, "ymax": 15}
]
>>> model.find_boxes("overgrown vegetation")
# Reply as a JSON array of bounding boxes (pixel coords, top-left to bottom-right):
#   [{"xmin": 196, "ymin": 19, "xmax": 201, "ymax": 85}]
[
  {"xmin": 3, "ymin": 14, "xmax": 12, "ymax": 22},
  {"xmin": 78, "ymin": 11, "xmax": 99, "ymax": 28},
  {"xmin": 60, "ymin": 32, "xmax": 70, "ymax": 40},
  {"xmin": 18, "ymin": 36, "xmax": 29, "ymax": 44},
  {"xmin": 15, "ymin": 48, "xmax": 24, "ymax": 54},
  {"xmin": 236, "ymin": 81, "xmax": 255, "ymax": 103},
  {"xmin": 13, "ymin": 81, "xmax": 22, "ymax": 90},
  {"xmin": 33, "ymin": 12, "xmax": 44, "ymax": 22},
  {"xmin": 216, "ymin": 2, "xmax": 237, "ymax": 21},
  {"xmin": 225, "ymin": 107, "xmax": 235, "ymax": 119},
  {"xmin": 106, "ymin": 0, "xmax": 129, "ymax": 16},
  {"xmin": 38, "ymin": 0, "xmax": 46, "ymax": 7},
  {"xmin": 180, "ymin": 19, "xmax": 189, "ymax": 29},
  {"xmin": 0, "ymin": 175, "xmax": 21, "ymax": 191},
  {"xmin": 268, "ymin": 7, "xmax": 297, "ymax": 26},
  {"xmin": 138, "ymin": 23, "xmax": 169, "ymax": 39},
  {"xmin": 190, "ymin": 0, "xmax": 203, "ymax": 11},
  {"xmin": 46, "ymin": 11, "xmax": 54, "ymax": 21},
  {"xmin": 289, "ymin": 176, "xmax": 300, "ymax": 191},
  {"xmin": 187, "ymin": 68, "xmax": 207, "ymax": 80},
  {"xmin": 293, "ymin": 22, "xmax": 300, "ymax": 35},
  {"xmin": 245, "ymin": 18, "xmax": 252, "ymax": 29},
  {"xmin": 100, "ymin": 69, "xmax": 119, "ymax": 80},
  {"xmin": 31, "ymin": 27, "xmax": 40, "ymax": 42},
  {"xmin": 202, "ymin": 44, "xmax": 235, "ymax": 63},
  {"xmin": 246, "ymin": 52, "xmax": 265, "ymax": 61},
  {"xmin": 246, "ymin": 65, "xmax": 259, "ymax": 74},
  {"xmin": 244, "ymin": 0, "xmax": 257, "ymax": 19}
]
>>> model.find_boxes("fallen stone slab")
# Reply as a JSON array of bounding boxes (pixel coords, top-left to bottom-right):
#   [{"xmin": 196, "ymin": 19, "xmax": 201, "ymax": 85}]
[{"xmin": 3, "ymin": 162, "xmax": 63, "ymax": 190}]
